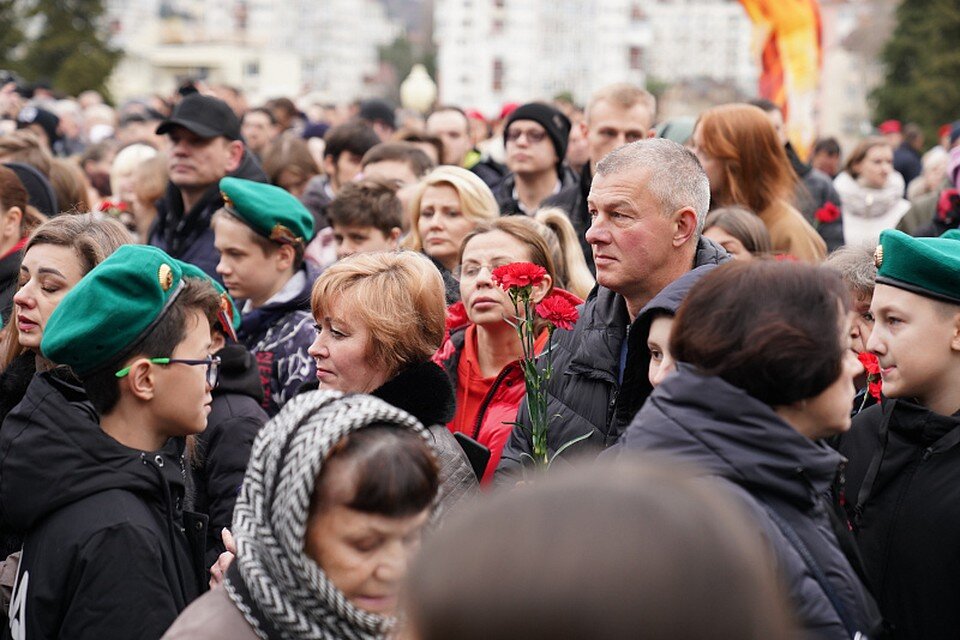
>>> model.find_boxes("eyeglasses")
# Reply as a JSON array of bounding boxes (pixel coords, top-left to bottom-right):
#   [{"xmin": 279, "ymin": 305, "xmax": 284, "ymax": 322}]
[
  {"xmin": 115, "ymin": 356, "xmax": 222, "ymax": 388},
  {"xmin": 454, "ymin": 260, "xmax": 514, "ymax": 281},
  {"xmin": 505, "ymin": 128, "xmax": 548, "ymax": 144}
]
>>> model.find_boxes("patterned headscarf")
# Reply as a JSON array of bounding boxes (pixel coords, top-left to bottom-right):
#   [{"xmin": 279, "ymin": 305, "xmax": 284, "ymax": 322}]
[{"xmin": 225, "ymin": 390, "xmax": 436, "ymax": 639}]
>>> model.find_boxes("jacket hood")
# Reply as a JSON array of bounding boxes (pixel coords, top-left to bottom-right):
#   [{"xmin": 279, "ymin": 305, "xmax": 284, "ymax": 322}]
[
  {"xmin": 634, "ymin": 264, "xmax": 719, "ymax": 329},
  {"xmin": 624, "ymin": 365, "xmax": 842, "ymax": 508},
  {"xmin": 0, "ymin": 372, "xmax": 186, "ymax": 531}
]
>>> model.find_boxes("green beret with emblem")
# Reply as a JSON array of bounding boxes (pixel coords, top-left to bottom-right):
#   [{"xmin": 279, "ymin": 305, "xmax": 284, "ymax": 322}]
[
  {"xmin": 219, "ymin": 176, "xmax": 315, "ymax": 245},
  {"xmin": 41, "ymin": 245, "xmax": 186, "ymax": 376},
  {"xmin": 176, "ymin": 260, "xmax": 240, "ymax": 341},
  {"xmin": 875, "ymin": 229, "xmax": 960, "ymax": 304}
]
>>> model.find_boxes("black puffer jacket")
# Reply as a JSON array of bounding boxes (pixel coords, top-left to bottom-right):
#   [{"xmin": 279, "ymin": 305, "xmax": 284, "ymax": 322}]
[
  {"xmin": 620, "ymin": 366, "xmax": 882, "ymax": 639},
  {"xmin": 494, "ymin": 237, "xmax": 730, "ymax": 482},
  {"xmin": 0, "ymin": 373, "xmax": 207, "ymax": 640},
  {"xmin": 188, "ymin": 344, "xmax": 267, "ymax": 569},
  {"xmin": 839, "ymin": 399, "xmax": 960, "ymax": 639},
  {"xmin": 149, "ymin": 150, "xmax": 267, "ymax": 281}
]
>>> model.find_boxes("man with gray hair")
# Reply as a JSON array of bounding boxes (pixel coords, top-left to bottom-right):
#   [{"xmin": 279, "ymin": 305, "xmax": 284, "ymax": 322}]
[{"xmin": 496, "ymin": 138, "xmax": 730, "ymax": 482}]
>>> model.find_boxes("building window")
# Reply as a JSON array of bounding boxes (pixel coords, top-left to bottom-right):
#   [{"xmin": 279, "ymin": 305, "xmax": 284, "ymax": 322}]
[
  {"xmin": 493, "ymin": 58, "xmax": 504, "ymax": 92},
  {"xmin": 629, "ymin": 47, "xmax": 643, "ymax": 70},
  {"xmin": 245, "ymin": 61, "xmax": 259, "ymax": 77},
  {"xmin": 630, "ymin": 3, "xmax": 645, "ymax": 21}
]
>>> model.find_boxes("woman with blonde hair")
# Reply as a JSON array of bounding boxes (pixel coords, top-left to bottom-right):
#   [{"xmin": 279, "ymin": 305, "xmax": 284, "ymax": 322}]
[
  {"xmin": 402, "ymin": 166, "xmax": 499, "ymax": 303},
  {"xmin": 109, "ymin": 143, "xmax": 158, "ymax": 206},
  {"xmin": 691, "ymin": 104, "xmax": 826, "ymax": 262},
  {"xmin": 434, "ymin": 217, "xmax": 583, "ymax": 483},
  {"xmin": 305, "ymin": 251, "xmax": 477, "ymax": 509},
  {"xmin": 534, "ymin": 207, "xmax": 595, "ymax": 299}
]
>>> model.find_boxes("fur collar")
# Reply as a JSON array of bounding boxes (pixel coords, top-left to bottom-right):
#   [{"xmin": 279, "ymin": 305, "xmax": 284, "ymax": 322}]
[
  {"xmin": 298, "ymin": 360, "xmax": 456, "ymax": 427},
  {"xmin": 370, "ymin": 360, "xmax": 456, "ymax": 427}
]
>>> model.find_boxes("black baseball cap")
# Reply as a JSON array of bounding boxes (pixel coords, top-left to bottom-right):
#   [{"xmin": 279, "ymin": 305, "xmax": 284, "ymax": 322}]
[{"xmin": 156, "ymin": 94, "xmax": 241, "ymax": 140}]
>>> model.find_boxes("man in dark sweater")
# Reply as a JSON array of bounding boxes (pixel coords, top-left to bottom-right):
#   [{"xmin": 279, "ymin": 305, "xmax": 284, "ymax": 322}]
[{"xmin": 149, "ymin": 94, "xmax": 267, "ymax": 280}]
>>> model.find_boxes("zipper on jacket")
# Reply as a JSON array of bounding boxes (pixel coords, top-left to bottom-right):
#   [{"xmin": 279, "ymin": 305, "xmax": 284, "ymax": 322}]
[{"xmin": 472, "ymin": 365, "xmax": 515, "ymax": 441}]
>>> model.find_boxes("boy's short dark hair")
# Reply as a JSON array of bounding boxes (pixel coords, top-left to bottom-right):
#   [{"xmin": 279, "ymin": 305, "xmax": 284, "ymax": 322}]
[
  {"xmin": 244, "ymin": 106, "xmax": 277, "ymax": 126},
  {"xmin": 328, "ymin": 179, "xmax": 403, "ymax": 235},
  {"xmin": 813, "ymin": 137, "xmax": 841, "ymax": 157},
  {"xmin": 83, "ymin": 278, "xmax": 221, "ymax": 415},
  {"xmin": 361, "ymin": 142, "xmax": 435, "ymax": 178},
  {"xmin": 323, "ymin": 121, "xmax": 381, "ymax": 162},
  {"xmin": 211, "ymin": 209, "xmax": 307, "ymax": 271}
]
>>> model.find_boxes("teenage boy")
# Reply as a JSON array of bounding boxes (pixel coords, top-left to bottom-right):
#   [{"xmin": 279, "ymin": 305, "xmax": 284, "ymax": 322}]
[
  {"xmin": 839, "ymin": 228, "xmax": 960, "ymax": 639},
  {"xmin": 0, "ymin": 245, "xmax": 220, "ymax": 639},
  {"xmin": 212, "ymin": 176, "xmax": 318, "ymax": 416},
  {"xmin": 328, "ymin": 179, "xmax": 403, "ymax": 260}
]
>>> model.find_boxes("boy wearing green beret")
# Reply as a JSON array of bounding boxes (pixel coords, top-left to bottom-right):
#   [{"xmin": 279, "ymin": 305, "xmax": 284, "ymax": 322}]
[
  {"xmin": 212, "ymin": 177, "xmax": 319, "ymax": 416},
  {"xmin": 0, "ymin": 245, "xmax": 221, "ymax": 639},
  {"xmin": 839, "ymin": 229, "xmax": 960, "ymax": 639}
]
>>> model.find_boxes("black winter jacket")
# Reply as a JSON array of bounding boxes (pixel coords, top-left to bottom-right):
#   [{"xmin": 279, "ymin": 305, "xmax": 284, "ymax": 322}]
[
  {"xmin": 0, "ymin": 373, "xmax": 207, "ymax": 640},
  {"xmin": 839, "ymin": 399, "xmax": 960, "ymax": 639},
  {"xmin": 149, "ymin": 150, "xmax": 267, "ymax": 281},
  {"xmin": 494, "ymin": 237, "xmax": 730, "ymax": 482},
  {"xmin": 786, "ymin": 143, "xmax": 845, "ymax": 252},
  {"xmin": 541, "ymin": 163, "xmax": 595, "ymax": 273},
  {"xmin": 188, "ymin": 344, "xmax": 267, "ymax": 569},
  {"xmin": 621, "ymin": 366, "xmax": 882, "ymax": 638}
]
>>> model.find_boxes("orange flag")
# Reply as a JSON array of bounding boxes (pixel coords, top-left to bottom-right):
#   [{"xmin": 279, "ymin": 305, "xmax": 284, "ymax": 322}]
[{"xmin": 739, "ymin": 0, "xmax": 823, "ymax": 159}]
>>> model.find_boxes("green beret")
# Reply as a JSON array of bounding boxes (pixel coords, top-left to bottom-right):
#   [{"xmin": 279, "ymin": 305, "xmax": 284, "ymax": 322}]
[
  {"xmin": 875, "ymin": 229, "xmax": 960, "ymax": 304},
  {"xmin": 41, "ymin": 245, "xmax": 185, "ymax": 376},
  {"xmin": 219, "ymin": 177, "xmax": 315, "ymax": 245},
  {"xmin": 176, "ymin": 260, "xmax": 240, "ymax": 340}
]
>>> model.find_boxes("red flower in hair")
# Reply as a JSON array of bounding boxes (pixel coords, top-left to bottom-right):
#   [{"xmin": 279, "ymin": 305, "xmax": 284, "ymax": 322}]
[
  {"xmin": 536, "ymin": 293, "xmax": 580, "ymax": 331},
  {"xmin": 857, "ymin": 352, "xmax": 883, "ymax": 401},
  {"xmin": 815, "ymin": 201, "xmax": 841, "ymax": 225},
  {"xmin": 492, "ymin": 262, "xmax": 547, "ymax": 290}
]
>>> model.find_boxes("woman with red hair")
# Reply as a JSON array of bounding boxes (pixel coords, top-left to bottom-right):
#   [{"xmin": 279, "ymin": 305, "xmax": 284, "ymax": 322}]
[{"xmin": 691, "ymin": 104, "xmax": 826, "ymax": 263}]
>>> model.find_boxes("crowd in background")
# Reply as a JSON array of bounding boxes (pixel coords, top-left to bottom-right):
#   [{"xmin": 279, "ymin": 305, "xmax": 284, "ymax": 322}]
[{"xmin": 0, "ymin": 70, "xmax": 959, "ymax": 640}]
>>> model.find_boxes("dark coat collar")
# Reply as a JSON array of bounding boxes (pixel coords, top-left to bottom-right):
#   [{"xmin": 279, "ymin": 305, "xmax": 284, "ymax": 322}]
[{"xmin": 370, "ymin": 360, "xmax": 456, "ymax": 427}]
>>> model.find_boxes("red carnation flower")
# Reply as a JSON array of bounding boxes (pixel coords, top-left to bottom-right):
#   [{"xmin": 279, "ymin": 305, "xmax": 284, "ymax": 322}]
[
  {"xmin": 936, "ymin": 189, "xmax": 960, "ymax": 224},
  {"xmin": 536, "ymin": 292, "xmax": 579, "ymax": 331},
  {"xmin": 815, "ymin": 201, "xmax": 841, "ymax": 225},
  {"xmin": 492, "ymin": 262, "xmax": 547, "ymax": 290},
  {"xmin": 857, "ymin": 351, "xmax": 883, "ymax": 401}
]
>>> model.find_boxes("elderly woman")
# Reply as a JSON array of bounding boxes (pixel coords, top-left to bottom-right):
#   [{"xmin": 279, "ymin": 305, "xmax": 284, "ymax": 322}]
[
  {"xmin": 306, "ymin": 251, "xmax": 477, "ymax": 510},
  {"xmin": 619, "ymin": 260, "xmax": 882, "ymax": 638},
  {"xmin": 162, "ymin": 392, "xmax": 440, "ymax": 639},
  {"xmin": 402, "ymin": 166, "xmax": 499, "ymax": 304}
]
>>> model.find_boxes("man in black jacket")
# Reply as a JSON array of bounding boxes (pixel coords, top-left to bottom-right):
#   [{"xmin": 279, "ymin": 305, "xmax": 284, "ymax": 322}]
[
  {"xmin": 0, "ymin": 246, "xmax": 221, "ymax": 639},
  {"xmin": 149, "ymin": 94, "xmax": 267, "ymax": 280},
  {"xmin": 543, "ymin": 83, "xmax": 656, "ymax": 272},
  {"xmin": 495, "ymin": 139, "xmax": 730, "ymax": 483}
]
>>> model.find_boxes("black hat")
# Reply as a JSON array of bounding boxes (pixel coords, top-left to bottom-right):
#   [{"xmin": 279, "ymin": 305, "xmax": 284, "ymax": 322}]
[
  {"xmin": 359, "ymin": 99, "xmax": 397, "ymax": 130},
  {"xmin": 505, "ymin": 102, "xmax": 572, "ymax": 165},
  {"xmin": 156, "ymin": 94, "xmax": 241, "ymax": 140},
  {"xmin": 3, "ymin": 162, "xmax": 58, "ymax": 217},
  {"xmin": 16, "ymin": 105, "xmax": 62, "ymax": 146}
]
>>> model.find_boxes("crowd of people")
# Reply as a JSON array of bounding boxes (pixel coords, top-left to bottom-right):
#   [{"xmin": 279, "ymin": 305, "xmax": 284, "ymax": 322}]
[{"xmin": 0, "ymin": 72, "xmax": 959, "ymax": 639}]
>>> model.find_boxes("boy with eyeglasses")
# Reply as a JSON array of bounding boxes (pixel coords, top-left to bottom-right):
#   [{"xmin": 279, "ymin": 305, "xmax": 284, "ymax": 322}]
[
  {"xmin": 0, "ymin": 245, "xmax": 221, "ymax": 639},
  {"xmin": 212, "ymin": 177, "xmax": 318, "ymax": 416},
  {"xmin": 839, "ymin": 229, "xmax": 960, "ymax": 639}
]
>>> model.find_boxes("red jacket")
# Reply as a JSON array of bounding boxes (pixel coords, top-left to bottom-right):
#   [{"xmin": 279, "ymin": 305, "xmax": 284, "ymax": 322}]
[{"xmin": 433, "ymin": 295, "xmax": 580, "ymax": 483}]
